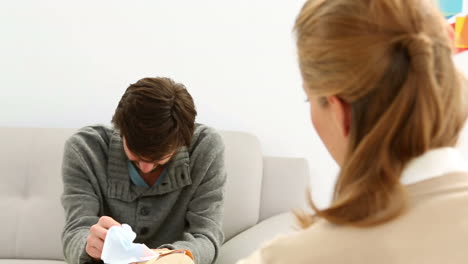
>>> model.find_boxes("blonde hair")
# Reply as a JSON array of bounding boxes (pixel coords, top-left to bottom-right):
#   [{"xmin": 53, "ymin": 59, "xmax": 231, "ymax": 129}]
[{"xmin": 295, "ymin": 0, "xmax": 467, "ymax": 227}]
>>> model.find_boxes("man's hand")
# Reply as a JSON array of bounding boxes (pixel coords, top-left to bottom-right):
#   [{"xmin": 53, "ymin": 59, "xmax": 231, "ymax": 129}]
[{"xmin": 85, "ymin": 216, "xmax": 121, "ymax": 260}]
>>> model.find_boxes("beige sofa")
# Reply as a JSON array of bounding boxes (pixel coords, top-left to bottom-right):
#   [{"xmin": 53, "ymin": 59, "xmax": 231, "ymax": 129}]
[{"xmin": 0, "ymin": 127, "xmax": 309, "ymax": 264}]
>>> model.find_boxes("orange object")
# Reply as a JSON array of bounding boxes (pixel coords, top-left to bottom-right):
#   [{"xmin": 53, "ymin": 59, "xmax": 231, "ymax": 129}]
[{"xmin": 455, "ymin": 16, "xmax": 468, "ymax": 51}]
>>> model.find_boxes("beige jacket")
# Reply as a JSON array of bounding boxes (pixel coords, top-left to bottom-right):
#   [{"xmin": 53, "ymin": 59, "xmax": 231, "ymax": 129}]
[{"xmin": 237, "ymin": 148, "xmax": 468, "ymax": 264}]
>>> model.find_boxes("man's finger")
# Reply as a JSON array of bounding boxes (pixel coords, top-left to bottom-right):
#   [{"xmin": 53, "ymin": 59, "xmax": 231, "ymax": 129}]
[
  {"xmin": 86, "ymin": 243, "xmax": 102, "ymax": 259},
  {"xmin": 90, "ymin": 224, "xmax": 108, "ymax": 240},
  {"xmin": 90, "ymin": 237, "xmax": 104, "ymax": 252},
  {"xmin": 98, "ymin": 216, "xmax": 121, "ymax": 229},
  {"xmin": 86, "ymin": 235, "xmax": 103, "ymax": 250}
]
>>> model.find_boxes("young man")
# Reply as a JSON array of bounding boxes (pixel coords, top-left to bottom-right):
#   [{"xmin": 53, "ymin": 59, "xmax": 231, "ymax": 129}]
[{"xmin": 61, "ymin": 77, "xmax": 226, "ymax": 264}]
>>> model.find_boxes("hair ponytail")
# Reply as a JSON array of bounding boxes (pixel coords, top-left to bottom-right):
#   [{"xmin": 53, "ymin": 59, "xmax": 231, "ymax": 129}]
[{"xmin": 295, "ymin": 0, "xmax": 467, "ymax": 227}]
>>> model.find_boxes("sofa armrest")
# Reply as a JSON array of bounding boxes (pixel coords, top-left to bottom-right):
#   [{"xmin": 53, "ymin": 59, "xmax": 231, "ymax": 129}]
[
  {"xmin": 216, "ymin": 213, "xmax": 296, "ymax": 264},
  {"xmin": 259, "ymin": 156, "xmax": 309, "ymax": 222}
]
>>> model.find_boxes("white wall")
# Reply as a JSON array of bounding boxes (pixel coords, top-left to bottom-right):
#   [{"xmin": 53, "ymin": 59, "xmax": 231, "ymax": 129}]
[
  {"xmin": 2, "ymin": 1, "xmax": 467, "ymax": 209},
  {"xmin": 0, "ymin": 0, "xmax": 338, "ymax": 208}
]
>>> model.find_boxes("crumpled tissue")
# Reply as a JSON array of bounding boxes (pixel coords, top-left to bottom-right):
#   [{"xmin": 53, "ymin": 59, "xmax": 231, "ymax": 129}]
[{"xmin": 101, "ymin": 224, "xmax": 159, "ymax": 264}]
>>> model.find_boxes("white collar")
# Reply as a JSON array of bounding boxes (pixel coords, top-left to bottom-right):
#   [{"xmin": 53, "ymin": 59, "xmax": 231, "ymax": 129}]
[{"xmin": 400, "ymin": 147, "xmax": 468, "ymax": 185}]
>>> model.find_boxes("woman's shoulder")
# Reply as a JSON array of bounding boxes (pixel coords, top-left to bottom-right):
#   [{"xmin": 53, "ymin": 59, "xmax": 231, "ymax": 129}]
[
  {"xmin": 245, "ymin": 190, "xmax": 468, "ymax": 264},
  {"xmin": 238, "ymin": 220, "xmax": 343, "ymax": 264}
]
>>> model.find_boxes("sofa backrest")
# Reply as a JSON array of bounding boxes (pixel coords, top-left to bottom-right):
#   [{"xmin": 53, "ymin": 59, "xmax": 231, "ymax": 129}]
[
  {"xmin": 0, "ymin": 127, "xmax": 73, "ymax": 260},
  {"xmin": 220, "ymin": 131, "xmax": 263, "ymax": 240},
  {"xmin": 0, "ymin": 127, "xmax": 266, "ymax": 260}
]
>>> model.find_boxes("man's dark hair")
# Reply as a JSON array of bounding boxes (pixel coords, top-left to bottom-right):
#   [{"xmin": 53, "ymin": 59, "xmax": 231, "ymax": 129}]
[{"xmin": 112, "ymin": 77, "xmax": 197, "ymax": 161}]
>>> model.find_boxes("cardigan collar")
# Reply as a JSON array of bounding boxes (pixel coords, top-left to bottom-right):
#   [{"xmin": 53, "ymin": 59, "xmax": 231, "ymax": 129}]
[{"xmin": 106, "ymin": 130, "xmax": 191, "ymax": 201}]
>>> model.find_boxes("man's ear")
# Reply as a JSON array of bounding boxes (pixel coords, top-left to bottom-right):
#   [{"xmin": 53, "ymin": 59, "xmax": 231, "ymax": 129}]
[{"xmin": 327, "ymin": 96, "xmax": 351, "ymax": 137}]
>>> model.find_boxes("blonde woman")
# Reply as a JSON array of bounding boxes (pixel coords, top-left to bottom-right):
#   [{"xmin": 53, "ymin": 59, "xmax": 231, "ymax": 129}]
[{"xmin": 238, "ymin": 0, "xmax": 468, "ymax": 263}]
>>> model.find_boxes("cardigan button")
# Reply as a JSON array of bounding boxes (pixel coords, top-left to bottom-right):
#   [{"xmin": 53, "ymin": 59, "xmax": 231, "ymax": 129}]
[
  {"xmin": 140, "ymin": 227, "xmax": 149, "ymax": 235},
  {"xmin": 140, "ymin": 207, "xmax": 150, "ymax": 216}
]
